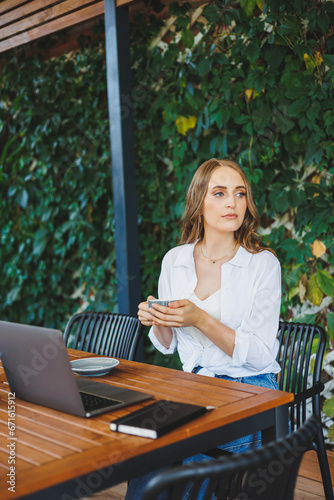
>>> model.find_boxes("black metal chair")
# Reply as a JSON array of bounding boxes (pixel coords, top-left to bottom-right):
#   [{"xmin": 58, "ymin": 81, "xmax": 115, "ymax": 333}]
[
  {"xmin": 200, "ymin": 321, "xmax": 333, "ymax": 498},
  {"xmin": 141, "ymin": 416, "xmax": 320, "ymax": 500},
  {"xmin": 276, "ymin": 321, "xmax": 333, "ymax": 500},
  {"xmin": 63, "ymin": 311, "xmax": 142, "ymax": 360}
]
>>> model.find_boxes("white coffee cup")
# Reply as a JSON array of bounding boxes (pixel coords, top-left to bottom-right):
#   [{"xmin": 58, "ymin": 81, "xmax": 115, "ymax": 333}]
[{"xmin": 148, "ymin": 299, "xmax": 172, "ymax": 308}]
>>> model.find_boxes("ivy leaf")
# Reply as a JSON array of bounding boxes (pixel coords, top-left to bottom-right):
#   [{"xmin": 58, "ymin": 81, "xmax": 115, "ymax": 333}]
[
  {"xmin": 306, "ymin": 101, "xmax": 321, "ymax": 123},
  {"xmin": 323, "ymin": 54, "xmax": 334, "ymax": 67},
  {"xmin": 17, "ymin": 189, "xmax": 29, "ymax": 209},
  {"xmin": 324, "ymin": 109, "xmax": 334, "ymax": 128},
  {"xmin": 299, "ymin": 274, "xmax": 308, "ymax": 303},
  {"xmin": 293, "ymin": 312, "xmax": 316, "ymax": 324},
  {"xmin": 202, "ymin": 5, "xmax": 221, "ymax": 23},
  {"xmin": 328, "ymin": 425, "xmax": 334, "ymax": 443},
  {"xmin": 305, "ymin": 136, "xmax": 319, "ymax": 165},
  {"xmin": 274, "ymin": 190, "xmax": 289, "ymax": 212},
  {"xmin": 327, "ymin": 36, "xmax": 334, "ymax": 52},
  {"xmin": 307, "ymin": 274, "xmax": 324, "ymax": 306},
  {"xmin": 262, "ymin": 45, "xmax": 287, "ymax": 68},
  {"xmin": 198, "ymin": 58, "xmax": 212, "ymax": 76},
  {"xmin": 316, "ymin": 268, "xmax": 334, "ymax": 296},
  {"xmin": 5, "ymin": 285, "xmax": 22, "ymax": 306},
  {"xmin": 210, "ymin": 135, "xmax": 227, "ymax": 155},
  {"xmin": 280, "ymin": 239, "xmax": 301, "ymax": 259},
  {"xmin": 8, "ymin": 185, "xmax": 17, "ymax": 198},
  {"xmin": 287, "ymin": 189, "xmax": 301, "ymax": 208},
  {"xmin": 278, "ymin": 18, "xmax": 299, "ymax": 36},
  {"xmin": 304, "ymin": 53, "xmax": 317, "ymax": 72},
  {"xmin": 311, "ymin": 240, "xmax": 327, "ymax": 259},
  {"xmin": 288, "ymin": 286, "xmax": 299, "ymax": 300},
  {"xmin": 285, "ymin": 87, "xmax": 306, "ymax": 99},
  {"xmin": 289, "ymin": 98, "xmax": 309, "ymax": 116},
  {"xmin": 328, "ymin": 313, "xmax": 334, "ymax": 339},
  {"xmin": 181, "ymin": 29, "xmax": 194, "ymax": 49},
  {"xmin": 241, "ymin": 0, "xmax": 257, "ymax": 17},
  {"xmin": 273, "ymin": 111, "xmax": 294, "ymax": 134},
  {"xmin": 306, "ymin": 7, "xmax": 317, "ymax": 31},
  {"xmin": 175, "ymin": 115, "xmax": 197, "ymax": 135},
  {"xmin": 186, "ymin": 82, "xmax": 194, "ymax": 96},
  {"xmin": 268, "ymin": 32, "xmax": 275, "ymax": 44},
  {"xmin": 317, "ymin": 11, "xmax": 330, "ymax": 32},
  {"xmin": 323, "ymin": 397, "xmax": 334, "ymax": 419},
  {"xmin": 246, "ymin": 41, "xmax": 261, "ymax": 62},
  {"xmin": 284, "ymin": 263, "xmax": 304, "ymax": 288},
  {"xmin": 252, "ymin": 104, "xmax": 271, "ymax": 131},
  {"xmin": 185, "ymin": 88, "xmax": 206, "ymax": 111},
  {"xmin": 32, "ymin": 228, "xmax": 51, "ymax": 257},
  {"xmin": 213, "ymin": 105, "xmax": 230, "ymax": 127}
]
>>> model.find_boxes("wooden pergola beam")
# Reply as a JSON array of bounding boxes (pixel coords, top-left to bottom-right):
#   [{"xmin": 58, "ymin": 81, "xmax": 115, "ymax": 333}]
[{"xmin": 0, "ymin": 0, "xmax": 139, "ymax": 53}]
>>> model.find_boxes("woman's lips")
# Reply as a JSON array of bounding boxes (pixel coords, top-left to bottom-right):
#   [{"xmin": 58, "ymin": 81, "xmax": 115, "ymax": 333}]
[{"xmin": 222, "ymin": 214, "xmax": 238, "ymax": 219}]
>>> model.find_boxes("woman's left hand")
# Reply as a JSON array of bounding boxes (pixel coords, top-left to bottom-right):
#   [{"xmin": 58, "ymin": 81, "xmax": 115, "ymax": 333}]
[{"xmin": 149, "ymin": 299, "xmax": 205, "ymax": 329}]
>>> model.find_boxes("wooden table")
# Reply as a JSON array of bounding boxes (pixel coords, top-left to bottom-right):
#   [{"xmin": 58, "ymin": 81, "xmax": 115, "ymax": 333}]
[{"xmin": 0, "ymin": 350, "xmax": 294, "ymax": 500}]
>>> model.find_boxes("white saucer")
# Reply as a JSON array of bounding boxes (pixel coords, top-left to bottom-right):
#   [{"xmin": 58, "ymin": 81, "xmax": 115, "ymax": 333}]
[{"xmin": 70, "ymin": 357, "xmax": 119, "ymax": 376}]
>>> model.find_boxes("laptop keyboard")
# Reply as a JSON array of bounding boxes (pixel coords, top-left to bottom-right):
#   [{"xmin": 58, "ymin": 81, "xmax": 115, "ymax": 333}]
[{"xmin": 79, "ymin": 391, "xmax": 122, "ymax": 412}]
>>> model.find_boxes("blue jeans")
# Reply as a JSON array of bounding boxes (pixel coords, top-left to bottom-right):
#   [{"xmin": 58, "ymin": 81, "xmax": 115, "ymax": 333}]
[
  {"xmin": 124, "ymin": 372, "xmax": 279, "ymax": 500},
  {"xmin": 186, "ymin": 371, "xmax": 279, "ymax": 456}
]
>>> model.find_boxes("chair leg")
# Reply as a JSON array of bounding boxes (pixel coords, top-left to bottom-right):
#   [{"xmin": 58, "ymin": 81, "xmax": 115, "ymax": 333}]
[{"xmin": 314, "ymin": 431, "xmax": 334, "ymax": 500}]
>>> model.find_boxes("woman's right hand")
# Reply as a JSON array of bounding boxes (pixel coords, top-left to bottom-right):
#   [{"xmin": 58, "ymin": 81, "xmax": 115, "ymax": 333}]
[
  {"xmin": 138, "ymin": 295, "xmax": 173, "ymax": 349},
  {"xmin": 137, "ymin": 295, "xmax": 156, "ymax": 326}
]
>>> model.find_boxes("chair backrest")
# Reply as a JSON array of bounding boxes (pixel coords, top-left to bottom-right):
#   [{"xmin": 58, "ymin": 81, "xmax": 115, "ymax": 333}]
[
  {"xmin": 276, "ymin": 321, "xmax": 326, "ymax": 430},
  {"xmin": 141, "ymin": 416, "xmax": 319, "ymax": 500},
  {"xmin": 63, "ymin": 311, "xmax": 142, "ymax": 360}
]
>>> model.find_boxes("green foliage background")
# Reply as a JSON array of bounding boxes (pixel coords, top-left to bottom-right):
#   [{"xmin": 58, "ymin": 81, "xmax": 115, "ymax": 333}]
[{"xmin": 0, "ymin": 0, "xmax": 333, "ymax": 368}]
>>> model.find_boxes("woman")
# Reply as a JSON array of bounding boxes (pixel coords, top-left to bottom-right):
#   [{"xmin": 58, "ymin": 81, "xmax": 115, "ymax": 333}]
[{"xmin": 126, "ymin": 158, "xmax": 281, "ymax": 499}]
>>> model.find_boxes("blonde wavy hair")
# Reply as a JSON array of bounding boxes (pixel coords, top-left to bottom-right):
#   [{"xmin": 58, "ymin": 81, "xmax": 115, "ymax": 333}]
[{"xmin": 180, "ymin": 158, "xmax": 275, "ymax": 255}]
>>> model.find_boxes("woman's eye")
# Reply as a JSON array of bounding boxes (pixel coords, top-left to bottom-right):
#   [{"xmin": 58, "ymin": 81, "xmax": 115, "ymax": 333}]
[
  {"xmin": 214, "ymin": 192, "xmax": 223, "ymax": 197},
  {"xmin": 236, "ymin": 192, "xmax": 246, "ymax": 198}
]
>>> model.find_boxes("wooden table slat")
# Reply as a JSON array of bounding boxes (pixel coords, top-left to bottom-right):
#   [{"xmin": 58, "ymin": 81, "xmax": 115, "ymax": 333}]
[{"xmin": 4, "ymin": 414, "xmax": 104, "ymax": 451}]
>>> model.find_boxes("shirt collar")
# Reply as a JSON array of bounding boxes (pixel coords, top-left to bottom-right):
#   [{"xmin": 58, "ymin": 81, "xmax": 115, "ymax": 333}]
[
  {"xmin": 173, "ymin": 242, "xmax": 252, "ymax": 269},
  {"xmin": 173, "ymin": 241, "xmax": 197, "ymax": 269},
  {"xmin": 228, "ymin": 245, "xmax": 252, "ymax": 267}
]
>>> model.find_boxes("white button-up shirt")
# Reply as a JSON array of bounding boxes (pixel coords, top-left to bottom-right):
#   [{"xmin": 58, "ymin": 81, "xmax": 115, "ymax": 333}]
[{"xmin": 149, "ymin": 243, "xmax": 281, "ymax": 378}]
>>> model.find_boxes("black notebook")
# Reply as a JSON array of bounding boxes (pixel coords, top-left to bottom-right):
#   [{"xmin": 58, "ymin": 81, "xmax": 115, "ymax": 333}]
[{"xmin": 110, "ymin": 399, "xmax": 209, "ymax": 439}]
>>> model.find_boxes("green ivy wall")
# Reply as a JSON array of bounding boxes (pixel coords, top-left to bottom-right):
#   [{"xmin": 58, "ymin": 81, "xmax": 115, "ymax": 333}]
[{"xmin": 0, "ymin": 0, "xmax": 333, "ymax": 373}]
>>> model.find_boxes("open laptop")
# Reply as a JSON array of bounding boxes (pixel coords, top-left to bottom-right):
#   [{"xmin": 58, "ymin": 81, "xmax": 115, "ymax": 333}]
[{"xmin": 0, "ymin": 320, "xmax": 153, "ymax": 417}]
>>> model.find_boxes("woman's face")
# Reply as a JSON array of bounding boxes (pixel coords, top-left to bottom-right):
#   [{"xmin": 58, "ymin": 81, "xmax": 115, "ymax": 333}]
[{"xmin": 202, "ymin": 166, "xmax": 247, "ymax": 236}]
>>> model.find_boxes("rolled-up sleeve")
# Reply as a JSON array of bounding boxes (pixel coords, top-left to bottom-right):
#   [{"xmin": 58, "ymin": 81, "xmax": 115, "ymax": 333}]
[{"xmin": 148, "ymin": 326, "xmax": 178, "ymax": 354}]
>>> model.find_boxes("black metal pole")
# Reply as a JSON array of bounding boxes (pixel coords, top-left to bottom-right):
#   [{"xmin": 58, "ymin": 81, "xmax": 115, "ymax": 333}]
[{"xmin": 104, "ymin": 0, "xmax": 141, "ymax": 318}]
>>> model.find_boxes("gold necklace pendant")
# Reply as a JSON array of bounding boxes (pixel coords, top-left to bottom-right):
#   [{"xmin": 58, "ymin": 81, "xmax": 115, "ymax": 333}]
[{"xmin": 200, "ymin": 242, "xmax": 237, "ymax": 264}]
